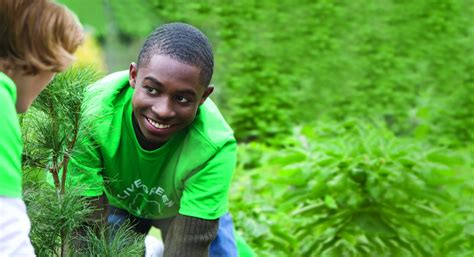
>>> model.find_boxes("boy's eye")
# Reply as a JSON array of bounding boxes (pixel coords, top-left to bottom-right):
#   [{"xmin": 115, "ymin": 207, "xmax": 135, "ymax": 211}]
[
  {"xmin": 175, "ymin": 95, "xmax": 189, "ymax": 103},
  {"xmin": 145, "ymin": 86, "xmax": 157, "ymax": 94}
]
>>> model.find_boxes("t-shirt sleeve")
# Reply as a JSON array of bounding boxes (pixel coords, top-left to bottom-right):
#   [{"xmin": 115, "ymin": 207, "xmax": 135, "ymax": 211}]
[
  {"xmin": 0, "ymin": 82, "xmax": 23, "ymax": 198},
  {"xmin": 65, "ymin": 125, "xmax": 104, "ymax": 197},
  {"xmin": 178, "ymin": 140, "xmax": 237, "ymax": 220}
]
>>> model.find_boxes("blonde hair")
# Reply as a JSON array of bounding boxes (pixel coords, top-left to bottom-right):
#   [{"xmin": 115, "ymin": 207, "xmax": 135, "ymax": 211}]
[{"xmin": 0, "ymin": 0, "xmax": 84, "ymax": 75}]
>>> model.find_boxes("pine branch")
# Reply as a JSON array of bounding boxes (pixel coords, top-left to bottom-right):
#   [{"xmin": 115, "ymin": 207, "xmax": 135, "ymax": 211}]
[{"xmin": 23, "ymin": 65, "xmax": 102, "ymax": 193}]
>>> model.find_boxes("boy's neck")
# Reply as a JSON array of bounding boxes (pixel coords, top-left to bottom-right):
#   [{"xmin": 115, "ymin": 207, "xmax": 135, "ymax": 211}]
[{"xmin": 132, "ymin": 113, "xmax": 163, "ymax": 151}]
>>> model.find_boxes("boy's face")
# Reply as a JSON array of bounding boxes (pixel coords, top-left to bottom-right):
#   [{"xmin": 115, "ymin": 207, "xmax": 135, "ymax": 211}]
[
  {"xmin": 14, "ymin": 70, "xmax": 56, "ymax": 113},
  {"xmin": 129, "ymin": 54, "xmax": 213, "ymax": 147}
]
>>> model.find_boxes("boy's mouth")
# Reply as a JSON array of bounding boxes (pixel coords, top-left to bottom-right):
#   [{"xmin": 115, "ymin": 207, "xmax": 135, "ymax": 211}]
[{"xmin": 145, "ymin": 117, "xmax": 172, "ymax": 129}]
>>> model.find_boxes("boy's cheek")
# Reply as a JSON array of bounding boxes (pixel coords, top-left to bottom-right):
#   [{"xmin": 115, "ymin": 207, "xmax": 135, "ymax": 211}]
[{"xmin": 14, "ymin": 71, "xmax": 55, "ymax": 113}]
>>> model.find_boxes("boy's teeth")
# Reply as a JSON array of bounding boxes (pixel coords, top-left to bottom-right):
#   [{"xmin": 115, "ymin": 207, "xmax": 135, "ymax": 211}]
[{"xmin": 147, "ymin": 118, "xmax": 171, "ymax": 129}]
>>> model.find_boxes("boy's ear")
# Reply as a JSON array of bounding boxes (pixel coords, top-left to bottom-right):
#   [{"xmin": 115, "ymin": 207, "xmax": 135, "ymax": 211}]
[
  {"xmin": 129, "ymin": 62, "xmax": 138, "ymax": 88},
  {"xmin": 199, "ymin": 85, "xmax": 214, "ymax": 105}
]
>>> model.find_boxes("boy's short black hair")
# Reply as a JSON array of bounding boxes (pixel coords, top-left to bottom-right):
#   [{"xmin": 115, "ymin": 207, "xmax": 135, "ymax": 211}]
[{"xmin": 137, "ymin": 22, "xmax": 214, "ymax": 87}]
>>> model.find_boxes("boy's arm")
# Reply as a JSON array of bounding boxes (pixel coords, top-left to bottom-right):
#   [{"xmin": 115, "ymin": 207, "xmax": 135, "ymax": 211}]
[
  {"xmin": 67, "ymin": 113, "xmax": 110, "ymax": 249},
  {"xmin": 66, "ymin": 110, "xmax": 105, "ymax": 195},
  {"xmin": 179, "ymin": 139, "xmax": 237, "ymax": 220},
  {"xmin": 67, "ymin": 130, "xmax": 108, "ymax": 248},
  {"xmin": 67, "ymin": 119, "xmax": 107, "ymax": 223},
  {"xmin": 163, "ymin": 214, "xmax": 218, "ymax": 257},
  {"xmin": 162, "ymin": 139, "xmax": 236, "ymax": 255}
]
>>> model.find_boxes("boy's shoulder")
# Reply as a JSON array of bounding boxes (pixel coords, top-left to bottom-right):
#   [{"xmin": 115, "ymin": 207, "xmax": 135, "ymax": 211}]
[
  {"xmin": 0, "ymin": 72, "xmax": 16, "ymax": 100},
  {"xmin": 176, "ymin": 99, "xmax": 236, "ymax": 170},
  {"xmin": 188, "ymin": 98, "xmax": 236, "ymax": 150},
  {"xmin": 81, "ymin": 71, "xmax": 130, "ymax": 118},
  {"xmin": 85, "ymin": 70, "xmax": 130, "ymax": 106},
  {"xmin": 79, "ymin": 71, "xmax": 130, "ymax": 149}
]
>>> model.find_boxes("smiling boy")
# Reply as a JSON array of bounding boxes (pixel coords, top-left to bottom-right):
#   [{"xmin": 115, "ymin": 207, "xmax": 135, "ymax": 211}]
[{"xmin": 68, "ymin": 23, "xmax": 237, "ymax": 256}]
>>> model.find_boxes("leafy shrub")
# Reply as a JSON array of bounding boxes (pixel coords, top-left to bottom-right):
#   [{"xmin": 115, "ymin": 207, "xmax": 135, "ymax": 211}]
[{"xmin": 230, "ymin": 121, "xmax": 473, "ymax": 256}]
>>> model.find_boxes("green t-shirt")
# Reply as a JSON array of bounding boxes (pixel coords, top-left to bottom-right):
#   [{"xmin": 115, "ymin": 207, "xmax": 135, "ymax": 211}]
[
  {"xmin": 68, "ymin": 71, "xmax": 237, "ymax": 220},
  {"xmin": 0, "ymin": 72, "xmax": 23, "ymax": 198}
]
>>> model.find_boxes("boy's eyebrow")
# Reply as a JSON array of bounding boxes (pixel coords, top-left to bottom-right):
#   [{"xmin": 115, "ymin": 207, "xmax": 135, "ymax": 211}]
[
  {"xmin": 175, "ymin": 89, "xmax": 198, "ymax": 98},
  {"xmin": 143, "ymin": 76, "xmax": 198, "ymax": 98},
  {"xmin": 143, "ymin": 76, "xmax": 163, "ymax": 86}
]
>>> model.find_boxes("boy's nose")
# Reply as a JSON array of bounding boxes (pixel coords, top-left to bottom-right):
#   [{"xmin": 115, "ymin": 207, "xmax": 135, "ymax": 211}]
[{"xmin": 151, "ymin": 98, "xmax": 176, "ymax": 119}]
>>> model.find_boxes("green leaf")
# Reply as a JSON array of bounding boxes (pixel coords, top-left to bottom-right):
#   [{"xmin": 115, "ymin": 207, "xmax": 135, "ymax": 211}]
[
  {"xmin": 352, "ymin": 212, "xmax": 396, "ymax": 236},
  {"xmin": 269, "ymin": 151, "xmax": 307, "ymax": 166},
  {"xmin": 291, "ymin": 202, "xmax": 325, "ymax": 216},
  {"xmin": 324, "ymin": 195, "xmax": 338, "ymax": 209}
]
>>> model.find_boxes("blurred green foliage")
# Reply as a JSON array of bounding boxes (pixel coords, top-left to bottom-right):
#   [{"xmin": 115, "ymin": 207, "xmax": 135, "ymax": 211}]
[
  {"xmin": 231, "ymin": 121, "xmax": 473, "ymax": 256},
  {"xmin": 58, "ymin": 0, "xmax": 160, "ymax": 41},
  {"xmin": 59, "ymin": 0, "xmax": 107, "ymax": 38}
]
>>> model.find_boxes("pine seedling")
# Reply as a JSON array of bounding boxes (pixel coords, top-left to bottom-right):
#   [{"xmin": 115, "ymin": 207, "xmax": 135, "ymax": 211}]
[
  {"xmin": 23, "ymin": 66, "xmax": 101, "ymax": 194},
  {"xmin": 24, "ymin": 182, "xmax": 92, "ymax": 257},
  {"xmin": 73, "ymin": 221, "xmax": 145, "ymax": 257}
]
